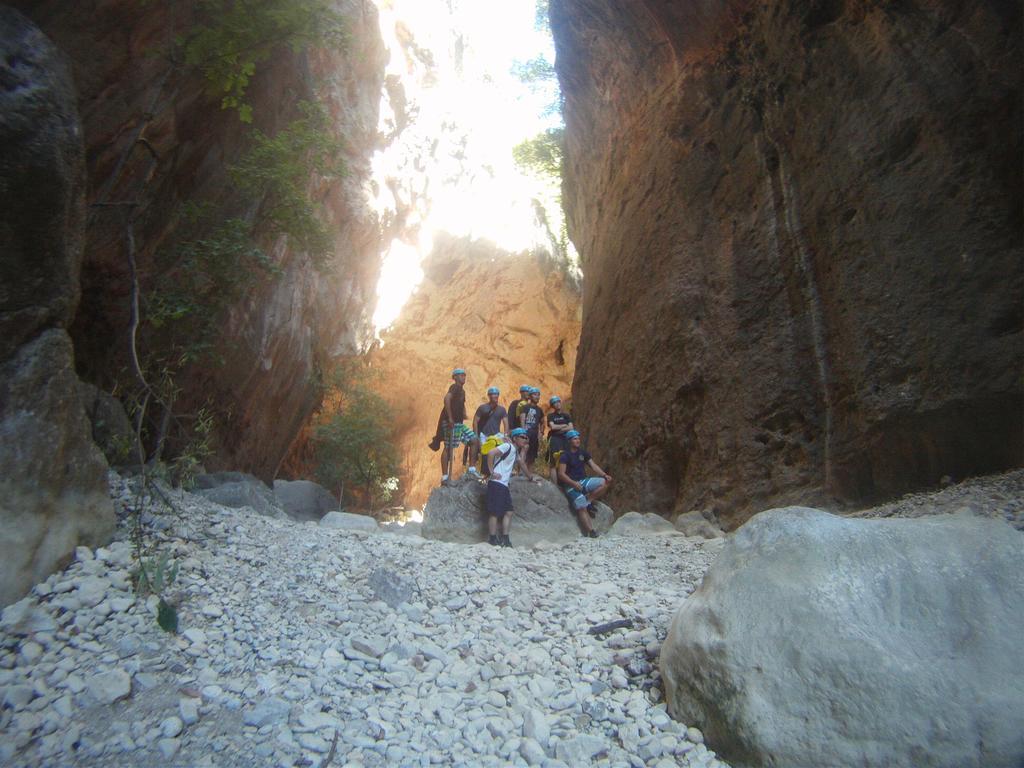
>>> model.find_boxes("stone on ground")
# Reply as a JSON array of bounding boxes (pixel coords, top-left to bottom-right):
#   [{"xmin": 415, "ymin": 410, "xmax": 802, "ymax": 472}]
[
  {"xmin": 193, "ymin": 472, "xmax": 285, "ymax": 519},
  {"xmin": 661, "ymin": 507, "xmax": 1024, "ymax": 768},
  {"xmin": 421, "ymin": 475, "xmax": 613, "ymax": 545},
  {"xmin": 320, "ymin": 511, "xmax": 379, "ymax": 531},
  {"xmin": 673, "ymin": 511, "xmax": 725, "ymax": 539},
  {"xmin": 609, "ymin": 512, "xmax": 676, "ymax": 536},
  {"xmin": 272, "ymin": 479, "xmax": 339, "ymax": 522}
]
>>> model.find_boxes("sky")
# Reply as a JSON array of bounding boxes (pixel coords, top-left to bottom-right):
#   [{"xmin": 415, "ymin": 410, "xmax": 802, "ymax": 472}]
[{"xmin": 369, "ymin": 0, "xmax": 561, "ymax": 334}]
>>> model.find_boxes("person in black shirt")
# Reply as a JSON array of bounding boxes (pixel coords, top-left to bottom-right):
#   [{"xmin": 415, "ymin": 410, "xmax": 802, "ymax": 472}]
[
  {"xmin": 557, "ymin": 430, "xmax": 613, "ymax": 537},
  {"xmin": 518, "ymin": 387, "xmax": 545, "ymax": 466},
  {"xmin": 545, "ymin": 395, "xmax": 574, "ymax": 483},
  {"xmin": 438, "ymin": 368, "xmax": 476, "ymax": 485},
  {"xmin": 507, "ymin": 385, "xmax": 530, "ymax": 440},
  {"xmin": 470, "ymin": 386, "xmax": 508, "ymax": 477}
]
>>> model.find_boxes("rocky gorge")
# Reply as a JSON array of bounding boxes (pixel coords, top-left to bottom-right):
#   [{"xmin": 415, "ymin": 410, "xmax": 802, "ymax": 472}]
[{"xmin": 1, "ymin": 0, "xmax": 1022, "ymax": 766}]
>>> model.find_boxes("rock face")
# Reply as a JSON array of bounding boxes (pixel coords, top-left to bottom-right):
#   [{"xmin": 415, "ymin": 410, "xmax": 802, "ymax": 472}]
[
  {"xmin": 365, "ymin": 234, "xmax": 581, "ymax": 509},
  {"xmin": 551, "ymin": 0, "xmax": 1023, "ymax": 526},
  {"xmin": 0, "ymin": 8, "xmax": 114, "ymax": 607},
  {"xmin": 660, "ymin": 507, "xmax": 1024, "ymax": 768},
  {"xmin": 13, "ymin": 0, "xmax": 389, "ymax": 481},
  {"xmin": 422, "ymin": 476, "xmax": 612, "ymax": 546}
]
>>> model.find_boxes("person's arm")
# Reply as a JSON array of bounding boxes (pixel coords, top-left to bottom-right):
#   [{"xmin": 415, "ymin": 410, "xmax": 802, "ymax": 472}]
[
  {"xmin": 519, "ymin": 407, "xmax": 527, "ymax": 429},
  {"xmin": 587, "ymin": 458, "xmax": 612, "ymax": 482},
  {"xmin": 472, "ymin": 406, "xmax": 481, "ymax": 434},
  {"xmin": 517, "ymin": 451, "xmax": 537, "ymax": 482},
  {"xmin": 500, "ymin": 412, "xmax": 508, "ymax": 435},
  {"xmin": 489, "ymin": 445, "xmax": 507, "ymax": 480},
  {"xmin": 444, "ymin": 391, "xmax": 454, "ymax": 425}
]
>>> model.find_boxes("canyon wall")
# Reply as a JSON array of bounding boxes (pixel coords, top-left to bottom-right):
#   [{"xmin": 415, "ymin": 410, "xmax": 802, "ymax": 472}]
[
  {"xmin": 551, "ymin": 0, "xmax": 1023, "ymax": 525},
  {"xmin": 367, "ymin": 234, "xmax": 581, "ymax": 510},
  {"xmin": 11, "ymin": 0, "xmax": 389, "ymax": 480}
]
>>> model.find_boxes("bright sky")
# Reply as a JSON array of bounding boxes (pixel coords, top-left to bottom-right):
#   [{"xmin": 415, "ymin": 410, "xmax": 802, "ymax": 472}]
[{"xmin": 369, "ymin": 0, "xmax": 561, "ymax": 334}]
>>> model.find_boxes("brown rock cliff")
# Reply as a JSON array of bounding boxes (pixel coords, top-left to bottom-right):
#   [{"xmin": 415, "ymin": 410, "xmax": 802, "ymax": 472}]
[
  {"xmin": 551, "ymin": 0, "xmax": 1023, "ymax": 526},
  {"xmin": 12, "ymin": 0, "xmax": 388, "ymax": 480},
  {"xmin": 366, "ymin": 234, "xmax": 581, "ymax": 510}
]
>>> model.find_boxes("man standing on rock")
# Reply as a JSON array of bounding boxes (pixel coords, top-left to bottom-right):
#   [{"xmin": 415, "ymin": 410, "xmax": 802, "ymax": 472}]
[
  {"xmin": 486, "ymin": 428, "xmax": 539, "ymax": 547},
  {"xmin": 518, "ymin": 386, "xmax": 545, "ymax": 468},
  {"xmin": 470, "ymin": 386, "xmax": 508, "ymax": 477},
  {"xmin": 557, "ymin": 430, "xmax": 613, "ymax": 538},
  {"xmin": 439, "ymin": 368, "xmax": 476, "ymax": 485},
  {"xmin": 507, "ymin": 385, "xmax": 530, "ymax": 441},
  {"xmin": 545, "ymin": 395, "xmax": 574, "ymax": 483}
]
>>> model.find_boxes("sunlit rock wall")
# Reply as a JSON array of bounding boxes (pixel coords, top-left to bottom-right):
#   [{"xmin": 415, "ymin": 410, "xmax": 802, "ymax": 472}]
[
  {"xmin": 368, "ymin": 234, "xmax": 581, "ymax": 510},
  {"xmin": 551, "ymin": 0, "xmax": 1023, "ymax": 526},
  {"xmin": 12, "ymin": 0, "xmax": 388, "ymax": 480}
]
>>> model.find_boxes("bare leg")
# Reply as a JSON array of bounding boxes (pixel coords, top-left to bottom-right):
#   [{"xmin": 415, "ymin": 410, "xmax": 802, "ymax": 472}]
[
  {"xmin": 488, "ymin": 516, "xmax": 498, "ymax": 536},
  {"xmin": 441, "ymin": 445, "xmax": 452, "ymax": 478},
  {"xmin": 587, "ymin": 481, "xmax": 612, "ymax": 504},
  {"xmin": 576, "ymin": 506, "xmax": 593, "ymax": 534},
  {"xmin": 501, "ymin": 514, "xmax": 512, "ymax": 536}
]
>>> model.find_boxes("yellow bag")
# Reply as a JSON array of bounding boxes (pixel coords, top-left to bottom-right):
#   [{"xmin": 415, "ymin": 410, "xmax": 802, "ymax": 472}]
[{"xmin": 480, "ymin": 434, "xmax": 505, "ymax": 455}]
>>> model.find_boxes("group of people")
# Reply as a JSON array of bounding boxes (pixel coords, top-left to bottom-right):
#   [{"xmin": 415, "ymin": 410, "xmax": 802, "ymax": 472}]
[{"xmin": 429, "ymin": 368, "xmax": 613, "ymax": 547}]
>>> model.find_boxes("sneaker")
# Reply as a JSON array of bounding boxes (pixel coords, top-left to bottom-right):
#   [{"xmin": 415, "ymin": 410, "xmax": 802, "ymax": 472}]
[
  {"xmin": 467, "ymin": 467, "xmax": 480, "ymax": 478},
  {"xmin": 587, "ymin": 530, "xmax": 598, "ymax": 539},
  {"xmin": 440, "ymin": 475, "xmax": 450, "ymax": 487},
  {"xmin": 488, "ymin": 535, "xmax": 499, "ymax": 546},
  {"xmin": 500, "ymin": 535, "xmax": 512, "ymax": 548}
]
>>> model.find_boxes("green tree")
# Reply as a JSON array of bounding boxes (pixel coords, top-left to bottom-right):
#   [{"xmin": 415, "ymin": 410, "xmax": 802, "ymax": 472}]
[
  {"xmin": 182, "ymin": 0, "xmax": 348, "ymax": 122},
  {"xmin": 513, "ymin": 127, "xmax": 564, "ymax": 181},
  {"xmin": 312, "ymin": 365, "xmax": 400, "ymax": 511}
]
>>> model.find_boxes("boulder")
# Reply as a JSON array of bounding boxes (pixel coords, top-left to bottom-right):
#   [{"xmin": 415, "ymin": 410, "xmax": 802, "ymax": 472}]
[
  {"xmin": 660, "ymin": 507, "xmax": 1024, "ymax": 768},
  {"xmin": 319, "ymin": 511, "xmax": 379, "ymax": 531},
  {"xmin": 0, "ymin": 10, "xmax": 113, "ymax": 608},
  {"xmin": 672, "ymin": 511, "xmax": 724, "ymax": 540},
  {"xmin": 608, "ymin": 511, "xmax": 676, "ymax": 536},
  {"xmin": 272, "ymin": 479, "xmax": 339, "ymax": 522},
  {"xmin": 78, "ymin": 381, "xmax": 142, "ymax": 468},
  {"xmin": 193, "ymin": 472, "xmax": 284, "ymax": 519},
  {"xmin": 421, "ymin": 475, "xmax": 613, "ymax": 546}
]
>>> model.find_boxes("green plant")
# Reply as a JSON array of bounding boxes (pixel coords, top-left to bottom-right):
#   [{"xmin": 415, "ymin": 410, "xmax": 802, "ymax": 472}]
[
  {"xmin": 512, "ymin": 127, "xmax": 564, "ymax": 181},
  {"xmin": 312, "ymin": 363, "xmax": 400, "ymax": 510},
  {"xmin": 181, "ymin": 0, "xmax": 348, "ymax": 122},
  {"xmin": 229, "ymin": 101, "xmax": 347, "ymax": 264}
]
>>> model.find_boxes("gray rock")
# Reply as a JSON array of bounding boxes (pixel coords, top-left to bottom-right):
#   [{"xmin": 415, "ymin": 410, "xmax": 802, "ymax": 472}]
[
  {"xmin": 519, "ymin": 737, "xmax": 547, "ymax": 766},
  {"xmin": 367, "ymin": 566, "xmax": 416, "ymax": 608},
  {"xmin": 555, "ymin": 734, "xmax": 607, "ymax": 763},
  {"xmin": 662, "ymin": 508, "xmax": 1024, "ymax": 768},
  {"xmin": 0, "ymin": 8, "xmax": 114, "ymax": 610},
  {"xmin": 673, "ymin": 512, "xmax": 724, "ymax": 540},
  {"xmin": 320, "ymin": 511, "xmax": 379, "ymax": 531},
  {"xmin": 85, "ymin": 670, "xmax": 132, "ymax": 704},
  {"xmin": 0, "ymin": 598, "xmax": 58, "ymax": 634},
  {"xmin": 194, "ymin": 473, "xmax": 285, "ymax": 519},
  {"xmin": 78, "ymin": 382, "xmax": 141, "ymax": 468},
  {"xmin": 273, "ymin": 479, "xmax": 339, "ymax": 522},
  {"xmin": 243, "ymin": 696, "xmax": 291, "ymax": 727},
  {"xmin": 422, "ymin": 476, "xmax": 613, "ymax": 545},
  {"xmin": 522, "ymin": 708, "xmax": 550, "ymax": 747},
  {"xmin": 609, "ymin": 512, "xmax": 676, "ymax": 536}
]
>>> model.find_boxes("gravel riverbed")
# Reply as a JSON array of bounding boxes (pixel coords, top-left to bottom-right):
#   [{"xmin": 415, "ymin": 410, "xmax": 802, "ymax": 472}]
[{"xmin": 0, "ymin": 474, "xmax": 727, "ymax": 768}]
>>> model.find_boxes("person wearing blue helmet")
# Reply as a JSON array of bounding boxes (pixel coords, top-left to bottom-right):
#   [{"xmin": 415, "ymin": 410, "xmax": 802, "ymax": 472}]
[
  {"xmin": 486, "ymin": 428, "xmax": 540, "ymax": 547},
  {"xmin": 469, "ymin": 386, "xmax": 507, "ymax": 477},
  {"xmin": 545, "ymin": 395, "xmax": 574, "ymax": 483},
  {"xmin": 507, "ymin": 385, "xmax": 531, "ymax": 443},
  {"xmin": 557, "ymin": 430, "xmax": 613, "ymax": 537},
  {"xmin": 434, "ymin": 367, "xmax": 477, "ymax": 485},
  {"xmin": 518, "ymin": 386, "xmax": 545, "ymax": 466}
]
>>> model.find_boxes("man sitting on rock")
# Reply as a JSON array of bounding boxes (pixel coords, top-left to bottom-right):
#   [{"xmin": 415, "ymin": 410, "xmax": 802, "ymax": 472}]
[
  {"xmin": 486, "ymin": 428, "xmax": 540, "ymax": 547},
  {"xmin": 557, "ymin": 430, "xmax": 613, "ymax": 538}
]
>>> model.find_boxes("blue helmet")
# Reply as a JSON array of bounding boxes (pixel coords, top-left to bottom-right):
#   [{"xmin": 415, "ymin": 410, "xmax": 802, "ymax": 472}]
[
  {"xmin": 452, "ymin": 368, "xmax": 466, "ymax": 377},
  {"xmin": 487, "ymin": 386, "xmax": 499, "ymax": 395},
  {"xmin": 565, "ymin": 430, "xmax": 580, "ymax": 439},
  {"xmin": 549, "ymin": 395, "xmax": 561, "ymax": 405},
  {"xmin": 530, "ymin": 387, "xmax": 540, "ymax": 394},
  {"xmin": 519, "ymin": 384, "xmax": 530, "ymax": 392},
  {"xmin": 510, "ymin": 428, "xmax": 528, "ymax": 438}
]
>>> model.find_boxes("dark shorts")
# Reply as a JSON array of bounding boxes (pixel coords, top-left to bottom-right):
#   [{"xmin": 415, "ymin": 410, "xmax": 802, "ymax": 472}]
[
  {"xmin": 526, "ymin": 433, "xmax": 539, "ymax": 465},
  {"xmin": 485, "ymin": 481, "xmax": 513, "ymax": 517}
]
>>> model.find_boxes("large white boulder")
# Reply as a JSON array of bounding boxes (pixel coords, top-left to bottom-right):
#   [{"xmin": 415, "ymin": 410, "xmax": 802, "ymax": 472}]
[
  {"xmin": 660, "ymin": 507, "xmax": 1024, "ymax": 768},
  {"xmin": 608, "ymin": 511, "xmax": 675, "ymax": 536},
  {"xmin": 273, "ymin": 479, "xmax": 339, "ymax": 522},
  {"xmin": 421, "ymin": 476, "xmax": 612, "ymax": 546}
]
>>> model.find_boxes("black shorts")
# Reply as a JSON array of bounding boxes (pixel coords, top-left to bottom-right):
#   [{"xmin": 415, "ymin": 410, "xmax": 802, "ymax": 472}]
[
  {"xmin": 485, "ymin": 481, "xmax": 513, "ymax": 517},
  {"xmin": 526, "ymin": 433, "xmax": 539, "ymax": 465}
]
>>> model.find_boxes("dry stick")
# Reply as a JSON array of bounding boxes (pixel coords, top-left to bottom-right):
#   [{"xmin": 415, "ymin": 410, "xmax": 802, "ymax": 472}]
[
  {"xmin": 587, "ymin": 619, "xmax": 634, "ymax": 636},
  {"xmin": 322, "ymin": 729, "xmax": 339, "ymax": 768}
]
